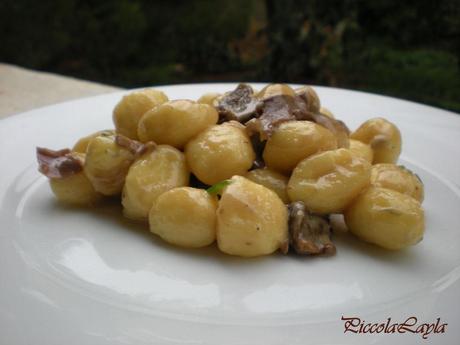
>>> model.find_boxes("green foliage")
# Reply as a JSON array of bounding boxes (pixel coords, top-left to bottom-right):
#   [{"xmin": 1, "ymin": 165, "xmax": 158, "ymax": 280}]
[
  {"xmin": 0, "ymin": 0, "xmax": 459, "ymax": 112},
  {"xmin": 348, "ymin": 47, "xmax": 460, "ymax": 110}
]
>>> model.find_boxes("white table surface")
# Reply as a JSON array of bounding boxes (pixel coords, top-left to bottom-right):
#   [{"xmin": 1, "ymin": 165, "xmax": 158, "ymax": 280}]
[{"xmin": 0, "ymin": 63, "xmax": 121, "ymax": 119}]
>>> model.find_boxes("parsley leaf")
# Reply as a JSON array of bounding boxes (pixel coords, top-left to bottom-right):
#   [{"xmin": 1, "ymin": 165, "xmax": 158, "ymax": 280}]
[{"xmin": 206, "ymin": 179, "xmax": 233, "ymax": 195}]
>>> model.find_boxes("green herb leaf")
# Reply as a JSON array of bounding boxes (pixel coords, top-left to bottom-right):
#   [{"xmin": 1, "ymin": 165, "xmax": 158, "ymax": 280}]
[{"xmin": 206, "ymin": 179, "xmax": 233, "ymax": 195}]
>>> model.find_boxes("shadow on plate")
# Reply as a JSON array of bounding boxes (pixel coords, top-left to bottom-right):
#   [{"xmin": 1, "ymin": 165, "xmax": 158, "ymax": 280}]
[
  {"xmin": 50, "ymin": 197, "xmax": 423, "ymax": 268},
  {"xmin": 51, "ymin": 197, "xmax": 273, "ymax": 267}
]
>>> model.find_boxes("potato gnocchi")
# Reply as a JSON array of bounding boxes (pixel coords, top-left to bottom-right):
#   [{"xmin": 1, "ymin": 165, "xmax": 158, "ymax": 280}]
[
  {"xmin": 37, "ymin": 83, "xmax": 426, "ymax": 257},
  {"xmin": 122, "ymin": 145, "xmax": 190, "ymax": 220}
]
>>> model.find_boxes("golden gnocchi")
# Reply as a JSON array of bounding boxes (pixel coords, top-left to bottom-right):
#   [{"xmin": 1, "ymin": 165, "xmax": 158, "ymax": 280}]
[
  {"xmin": 217, "ymin": 176, "xmax": 288, "ymax": 257},
  {"xmin": 84, "ymin": 133, "xmax": 138, "ymax": 196},
  {"xmin": 245, "ymin": 168, "xmax": 289, "ymax": 203},
  {"xmin": 50, "ymin": 172, "xmax": 102, "ymax": 205},
  {"xmin": 263, "ymin": 121, "xmax": 338, "ymax": 174},
  {"xmin": 349, "ymin": 139, "xmax": 373, "ymax": 163},
  {"xmin": 197, "ymin": 92, "xmax": 221, "ymax": 106},
  {"xmin": 287, "ymin": 148, "xmax": 371, "ymax": 214},
  {"xmin": 36, "ymin": 150, "xmax": 103, "ymax": 205},
  {"xmin": 73, "ymin": 130, "xmax": 115, "ymax": 154},
  {"xmin": 137, "ymin": 99, "xmax": 218, "ymax": 149},
  {"xmin": 122, "ymin": 145, "xmax": 189, "ymax": 220},
  {"xmin": 113, "ymin": 89, "xmax": 168, "ymax": 140},
  {"xmin": 370, "ymin": 163, "xmax": 424, "ymax": 202},
  {"xmin": 185, "ymin": 122, "xmax": 255, "ymax": 185},
  {"xmin": 37, "ymin": 83, "xmax": 425, "ymax": 257},
  {"xmin": 257, "ymin": 83, "xmax": 296, "ymax": 100},
  {"xmin": 149, "ymin": 187, "xmax": 217, "ymax": 248},
  {"xmin": 344, "ymin": 187, "xmax": 425, "ymax": 250},
  {"xmin": 351, "ymin": 117, "xmax": 402, "ymax": 164}
]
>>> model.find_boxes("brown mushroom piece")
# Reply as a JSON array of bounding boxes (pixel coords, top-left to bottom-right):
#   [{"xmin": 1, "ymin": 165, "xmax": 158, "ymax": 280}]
[
  {"xmin": 310, "ymin": 112, "xmax": 350, "ymax": 148},
  {"xmin": 295, "ymin": 85, "xmax": 321, "ymax": 113},
  {"xmin": 253, "ymin": 95, "xmax": 305, "ymax": 139},
  {"xmin": 36, "ymin": 147, "xmax": 103, "ymax": 205},
  {"xmin": 216, "ymin": 83, "xmax": 261, "ymax": 123},
  {"xmin": 115, "ymin": 134, "xmax": 155, "ymax": 158},
  {"xmin": 37, "ymin": 147, "xmax": 84, "ymax": 178},
  {"xmin": 245, "ymin": 92, "xmax": 349, "ymax": 145},
  {"xmin": 285, "ymin": 201, "xmax": 336, "ymax": 255}
]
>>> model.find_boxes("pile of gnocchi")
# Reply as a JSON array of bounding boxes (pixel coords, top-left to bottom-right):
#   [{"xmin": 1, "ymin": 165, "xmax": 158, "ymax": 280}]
[{"xmin": 37, "ymin": 83, "xmax": 425, "ymax": 257}]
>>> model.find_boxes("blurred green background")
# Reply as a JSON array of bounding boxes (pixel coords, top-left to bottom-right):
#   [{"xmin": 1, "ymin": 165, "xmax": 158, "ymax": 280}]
[{"xmin": 1, "ymin": 0, "xmax": 459, "ymax": 111}]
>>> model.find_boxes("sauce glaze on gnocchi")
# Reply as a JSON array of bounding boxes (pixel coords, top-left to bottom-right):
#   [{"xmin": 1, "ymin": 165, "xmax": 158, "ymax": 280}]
[{"xmin": 36, "ymin": 84, "xmax": 425, "ymax": 257}]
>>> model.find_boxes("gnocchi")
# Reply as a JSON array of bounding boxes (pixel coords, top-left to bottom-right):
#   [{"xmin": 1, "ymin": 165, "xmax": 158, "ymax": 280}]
[
  {"xmin": 50, "ymin": 172, "xmax": 102, "ymax": 205},
  {"xmin": 73, "ymin": 130, "xmax": 115, "ymax": 154},
  {"xmin": 37, "ymin": 83, "xmax": 425, "ymax": 257},
  {"xmin": 84, "ymin": 133, "xmax": 137, "ymax": 196},
  {"xmin": 122, "ymin": 145, "xmax": 189, "ymax": 220},
  {"xmin": 351, "ymin": 117, "xmax": 402, "ymax": 164},
  {"xmin": 245, "ymin": 168, "xmax": 289, "ymax": 203},
  {"xmin": 349, "ymin": 139, "xmax": 374, "ymax": 163},
  {"xmin": 185, "ymin": 122, "xmax": 255, "ymax": 185},
  {"xmin": 263, "ymin": 121, "xmax": 338, "ymax": 174},
  {"xmin": 197, "ymin": 92, "xmax": 221, "ymax": 106},
  {"xmin": 36, "ymin": 149, "xmax": 102, "ymax": 205},
  {"xmin": 287, "ymin": 148, "xmax": 371, "ymax": 214},
  {"xmin": 217, "ymin": 176, "xmax": 288, "ymax": 257},
  {"xmin": 113, "ymin": 89, "xmax": 168, "ymax": 140},
  {"xmin": 257, "ymin": 83, "xmax": 296, "ymax": 99},
  {"xmin": 344, "ymin": 187, "xmax": 425, "ymax": 250},
  {"xmin": 370, "ymin": 163, "xmax": 424, "ymax": 202},
  {"xmin": 149, "ymin": 187, "xmax": 217, "ymax": 248},
  {"xmin": 137, "ymin": 99, "xmax": 218, "ymax": 149}
]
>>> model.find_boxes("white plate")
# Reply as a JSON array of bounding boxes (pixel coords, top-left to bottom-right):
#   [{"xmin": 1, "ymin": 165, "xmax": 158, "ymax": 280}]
[{"xmin": 1, "ymin": 84, "xmax": 460, "ymax": 345}]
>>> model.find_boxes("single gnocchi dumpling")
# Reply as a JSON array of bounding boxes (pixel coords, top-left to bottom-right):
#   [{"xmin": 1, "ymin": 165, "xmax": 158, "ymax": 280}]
[
  {"xmin": 197, "ymin": 92, "xmax": 221, "ymax": 106},
  {"xmin": 245, "ymin": 168, "xmax": 289, "ymax": 203},
  {"xmin": 72, "ymin": 130, "xmax": 115, "ymax": 153},
  {"xmin": 149, "ymin": 187, "xmax": 217, "ymax": 248},
  {"xmin": 351, "ymin": 117, "xmax": 401, "ymax": 164},
  {"xmin": 84, "ymin": 134, "xmax": 139, "ymax": 196},
  {"xmin": 344, "ymin": 187, "xmax": 425, "ymax": 250},
  {"xmin": 256, "ymin": 83, "xmax": 296, "ymax": 100},
  {"xmin": 137, "ymin": 99, "xmax": 218, "ymax": 149},
  {"xmin": 287, "ymin": 148, "xmax": 371, "ymax": 214},
  {"xmin": 50, "ymin": 173, "xmax": 102, "ymax": 205},
  {"xmin": 122, "ymin": 145, "xmax": 189, "ymax": 220},
  {"xmin": 217, "ymin": 176, "xmax": 288, "ymax": 257},
  {"xmin": 263, "ymin": 121, "xmax": 338, "ymax": 174},
  {"xmin": 349, "ymin": 139, "xmax": 373, "ymax": 163},
  {"xmin": 113, "ymin": 89, "xmax": 168, "ymax": 140},
  {"xmin": 37, "ymin": 148, "xmax": 102, "ymax": 205},
  {"xmin": 185, "ymin": 122, "xmax": 255, "ymax": 185},
  {"xmin": 370, "ymin": 163, "xmax": 424, "ymax": 202}
]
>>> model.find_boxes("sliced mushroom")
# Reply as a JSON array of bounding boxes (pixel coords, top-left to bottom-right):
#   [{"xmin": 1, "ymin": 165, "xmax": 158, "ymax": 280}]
[
  {"xmin": 253, "ymin": 95, "xmax": 304, "ymax": 139},
  {"xmin": 245, "ymin": 94, "xmax": 349, "ymax": 144},
  {"xmin": 217, "ymin": 84, "xmax": 349, "ymax": 146},
  {"xmin": 310, "ymin": 112, "xmax": 350, "ymax": 148},
  {"xmin": 37, "ymin": 147, "xmax": 84, "ymax": 179},
  {"xmin": 115, "ymin": 134, "xmax": 156, "ymax": 157},
  {"xmin": 216, "ymin": 83, "xmax": 261, "ymax": 123},
  {"xmin": 286, "ymin": 201, "xmax": 336, "ymax": 255},
  {"xmin": 295, "ymin": 86, "xmax": 321, "ymax": 113}
]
